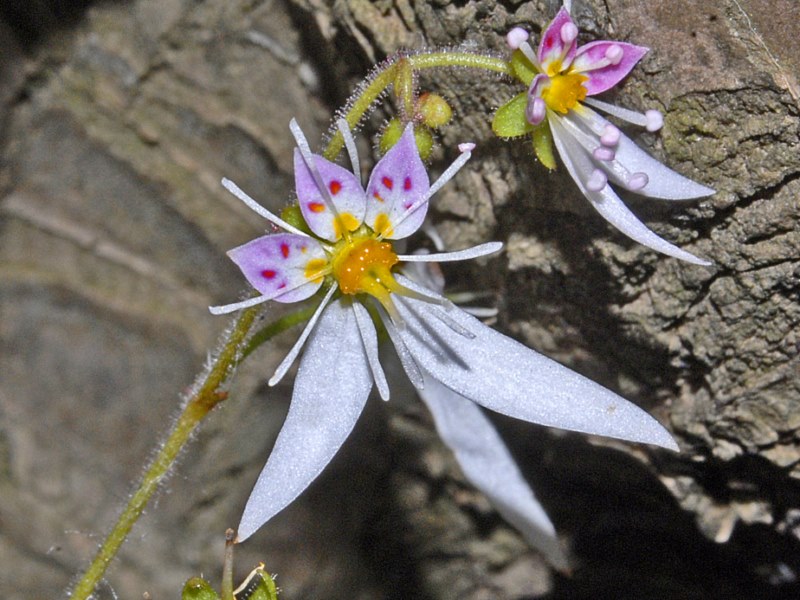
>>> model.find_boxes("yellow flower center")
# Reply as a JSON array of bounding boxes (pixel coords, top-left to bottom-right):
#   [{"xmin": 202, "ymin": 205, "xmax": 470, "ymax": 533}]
[
  {"xmin": 541, "ymin": 71, "xmax": 588, "ymax": 114},
  {"xmin": 331, "ymin": 234, "xmax": 401, "ymax": 308}
]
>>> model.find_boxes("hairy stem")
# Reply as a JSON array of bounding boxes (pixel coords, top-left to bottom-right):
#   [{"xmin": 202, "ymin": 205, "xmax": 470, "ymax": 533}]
[
  {"xmin": 323, "ymin": 50, "xmax": 510, "ymax": 159},
  {"xmin": 68, "ymin": 46, "xmax": 511, "ymax": 600},
  {"xmin": 69, "ymin": 306, "xmax": 259, "ymax": 600}
]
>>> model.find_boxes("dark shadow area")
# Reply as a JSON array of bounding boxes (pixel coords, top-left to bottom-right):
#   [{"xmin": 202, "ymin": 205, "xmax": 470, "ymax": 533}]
[
  {"xmin": 0, "ymin": 0, "xmax": 105, "ymax": 49},
  {"xmin": 495, "ymin": 415, "xmax": 800, "ymax": 600}
]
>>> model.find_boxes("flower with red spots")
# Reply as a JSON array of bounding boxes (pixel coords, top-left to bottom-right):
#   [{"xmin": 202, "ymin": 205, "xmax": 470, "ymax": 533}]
[
  {"xmin": 493, "ymin": 6, "xmax": 714, "ymax": 264},
  {"xmin": 211, "ymin": 119, "xmax": 678, "ymax": 545}
]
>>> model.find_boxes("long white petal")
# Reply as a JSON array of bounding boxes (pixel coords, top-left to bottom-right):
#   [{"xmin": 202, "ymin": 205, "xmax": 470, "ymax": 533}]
[
  {"xmin": 550, "ymin": 117, "xmax": 711, "ymax": 265},
  {"xmin": 612, "ymin": 129, "xmax": 715, "ymax": 199},
  {"xmin": 268, "ymin": 284, "xmax": 338, "ymax": 386},
  {"xmin": 398, "ymin": 242, "xmax": 503, "ymax": 263},
  {"xmin": 395, "ymin": 297, "xmax": 679, "ymax": 451},
  {"xmin": 574, "ymin": 107, "xmax": 715, "ymax": 200},
  {"xmin": 418, "ymin": 373, "xmax": 568, "ymax": 568},
  {"xmin": 381, "ymin": 310, "xmax": 425, "ymax": 390},
  {"xmin": 353, "ymin": 301, "xmax": 390, "ymax": 401},
  {"xmin": 237, "ymin": 298, "xmax": 371, "ymax": 541}
]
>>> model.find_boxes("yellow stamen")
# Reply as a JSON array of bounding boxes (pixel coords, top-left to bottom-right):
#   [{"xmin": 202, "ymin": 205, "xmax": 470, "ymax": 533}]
[
  {"xmin": 304, "ymin": 258, "xmax": 329, "ymax": 283},
  {"xmin": 541, "ymin": 72, "xmax": 588, "ymax": 114},
  {"xmin": 331, "ymin": 235, "xmax": 404, "ymax": 316}
]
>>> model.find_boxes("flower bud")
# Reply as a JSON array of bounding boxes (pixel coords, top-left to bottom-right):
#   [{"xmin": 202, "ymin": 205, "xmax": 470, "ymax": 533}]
[
  {"xmin": 379, "ymin": 118, "xmax": 405, "ymax": 155},
  {"xmin": 380, "ymin": 119, "xmax": 434, "ymax": 160},
  {"xmin": 417, "ymin": 92, "xmax": 453, "ymax": 129},
  {"xmin": 182, "ymin": 577, "xmax": 219, "ymax": 600}
]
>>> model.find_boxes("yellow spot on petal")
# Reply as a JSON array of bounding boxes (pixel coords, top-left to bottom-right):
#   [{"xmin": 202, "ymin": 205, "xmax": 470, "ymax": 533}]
[
  {"xmin": 304, "ymin": 258, "xmax": 328, "ymax": 283},
  {"xmin": 373, "ymin": 213, "xmax": 393, "ymax": 238},
  {"xmin": 333, "ymin": 212, "xmax": 360, "ymax": 240}
]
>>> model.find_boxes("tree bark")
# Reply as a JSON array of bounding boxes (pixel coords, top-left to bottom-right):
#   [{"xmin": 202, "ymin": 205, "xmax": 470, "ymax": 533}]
[{"xmin": 1, "ymin": 0, "xmax": 798, "ymax": 598}]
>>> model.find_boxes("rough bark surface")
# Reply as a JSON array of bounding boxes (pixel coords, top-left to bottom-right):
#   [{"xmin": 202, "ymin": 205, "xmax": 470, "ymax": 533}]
[{"xmin": 1, "ymin": 0, "xmax": 798, "ymax": 598}]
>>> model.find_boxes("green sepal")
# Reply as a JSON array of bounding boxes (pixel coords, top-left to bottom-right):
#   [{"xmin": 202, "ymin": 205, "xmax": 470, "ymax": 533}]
[
  {"xmin": 492, "ymin": 93, "xmax": 532, "ymax": 139},
  {"xmin": 182, "ymin": 577, "xmax": 220, "ymax": 600},
  {"xmin": 531, "ymin": 122, "xmax": 557, "ymax": 170},
  {"xmin": 510, "ymin": 49, "xmax": 536, "ymax": 85},
  {"xmin": 237, "ymin": 568, "xmax": 279, "ymax": 600},
  {"xmin": 280, "ymin": 204, "xmax": 312, "ymax": 235}
]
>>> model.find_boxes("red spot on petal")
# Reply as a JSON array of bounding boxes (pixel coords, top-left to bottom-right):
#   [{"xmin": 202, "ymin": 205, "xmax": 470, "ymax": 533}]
[
  {"xmin": 545, "ymin": 38, "xmax": 554, "ymax": 48},
  {"xmin": 280, "ymin": 243, "xmax": 290, "ymax": 258},
  {"xmin": 308, "ymin": 202, "xmax": 325, "ymax": 213},
  {"xmin": 261, "ymin": 269, "xmax": 277, "ymax": 279},
  {"xmin": 403, "ymin": 201, "xmax": 413, "ymax": 209},
  {"xmin": 373, "ymin": 191, "xmax": 384, "ymax": 202},
  {"xmin": 278, "ymin": 282, "xmax": 287, "ymax": 289},
  {"xmin": 382, "ymin": 176, "xmax": 393, "ymax": 190},
  {"xmin": 403, "ymin": 176, "xmax": 412, "ymax": 191},
  {"xmin": 329, "ymin": 180, "xmax": 342, "ymax": 195}
]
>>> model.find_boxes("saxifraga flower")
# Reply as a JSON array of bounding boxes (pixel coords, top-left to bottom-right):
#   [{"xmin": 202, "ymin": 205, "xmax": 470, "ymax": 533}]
[
  {"xmin": 493, "ymin": 6, "xmax": 714, "ymax": 265},
  {"xmin": 211, "ymin": 119, "xmax": 678, "ymax": 550}
]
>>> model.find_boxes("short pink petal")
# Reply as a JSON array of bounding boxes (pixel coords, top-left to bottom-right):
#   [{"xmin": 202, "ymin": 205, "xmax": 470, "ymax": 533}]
[
  {"xmin": 294, "ymin": 150, "xmax": 366, "ymax": 242},
  {"xmin": 572, "ymin": 41, "xmax": 648, "ymax": 95},
  {"xmin": 538, "ymin": 7, "xmax": 577, "ymax": 68},
  {"xmin": 227, "ymin": 233, "xmax": 327, "ymax": 303},
  {"xmin": 365, "ymin": 124, "xmax": 430, "ymax": 239}
]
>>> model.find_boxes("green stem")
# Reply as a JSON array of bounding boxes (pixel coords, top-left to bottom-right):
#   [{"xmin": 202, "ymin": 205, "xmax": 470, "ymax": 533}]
[
  {"xmin": 237, "ymin": 304, "xmax": 317, "ymax": 366},
  {"xmin": 69, "ymin": 306, "xmax": 260, "ymax": 600},
  {"xmin": 221, "ymin": 530, "xmax": 236, "ymax": 600},
  {"xmin": 68, "ymin": 46, "xmax": 512, "ymax": 600},
  {"xmin": 323, "ymin": 50, "xmax": 510, "ymax": 160},
  {"xmin": 408, "ymin": 51, "xmax": 511, "ymax": 74}
]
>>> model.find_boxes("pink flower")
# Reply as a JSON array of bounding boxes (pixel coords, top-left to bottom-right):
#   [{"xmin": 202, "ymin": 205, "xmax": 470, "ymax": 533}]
[{"xmin": 493, "ymin": 7, "xmax": 713, "ymax": 265}]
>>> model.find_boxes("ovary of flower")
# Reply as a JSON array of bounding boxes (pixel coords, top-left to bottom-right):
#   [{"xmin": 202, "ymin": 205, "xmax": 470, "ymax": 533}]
[
  {"xmin": 493, "ymin": 5, "xmax": 715, "ymax": 266},
  {"xmin": 211, "ymin": 118, "xmax": 679, "ymax": 547}
]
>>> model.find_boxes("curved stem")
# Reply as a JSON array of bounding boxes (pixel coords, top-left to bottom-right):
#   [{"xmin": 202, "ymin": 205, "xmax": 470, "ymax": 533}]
[
  {"xmin": 69, "ymin": 306, "xmax": 260, "ymax": 600},
  {"xmin": 68, "ymin": 46, "xmax": 512, "ymax": 600},
  {"xmin": 323, "ymin": 51, "xmax": 510, "ymax": 160}
]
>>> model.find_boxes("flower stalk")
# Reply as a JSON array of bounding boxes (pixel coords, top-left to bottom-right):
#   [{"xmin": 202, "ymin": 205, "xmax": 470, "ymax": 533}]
[
  {"xmin": 67, "ymin": 47, "xmax": 512, "ymax": 599},
  {"xmin": 68, "ymin": 306, "xmax": 259, "ymax": 600}
]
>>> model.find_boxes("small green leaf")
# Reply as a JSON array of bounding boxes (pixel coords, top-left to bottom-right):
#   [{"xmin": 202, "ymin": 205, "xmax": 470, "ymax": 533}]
[
  {"xmin": 182, "ymin": 577, "xmax": 220, "ymax": 600},
  {"xmin": 492, "ymin": 93, "xmax": 532, "ymax": 138},
  {"xmin": 510, "ymin": 49, "xmax": 536, "ymax": 85},
  {"xmin": 532, "ymin": 123, "xmax": 557, "ymax": 170}
]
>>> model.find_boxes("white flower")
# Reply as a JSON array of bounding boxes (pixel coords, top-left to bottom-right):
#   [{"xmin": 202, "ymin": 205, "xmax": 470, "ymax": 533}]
[
  {"xmin": 210, "ymin": 119, "xmax": 678, "ymax": 545},
  {"xmin": 494, "ymin": 7, "xmax": 714, "ymax": 265}
]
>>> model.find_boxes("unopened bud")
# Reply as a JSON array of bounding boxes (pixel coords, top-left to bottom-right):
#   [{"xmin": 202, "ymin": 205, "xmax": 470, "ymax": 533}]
[
  {"xmin": 379, "ymin": 118, "xmax": 405, "ymax": 155},
  {"xmin": 417, "ymin": 92, "xmax": 453, "ymax": 129},
  {"xmin": 414, "ymin": 125, "xmax": 435, "ymax": 160}
]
